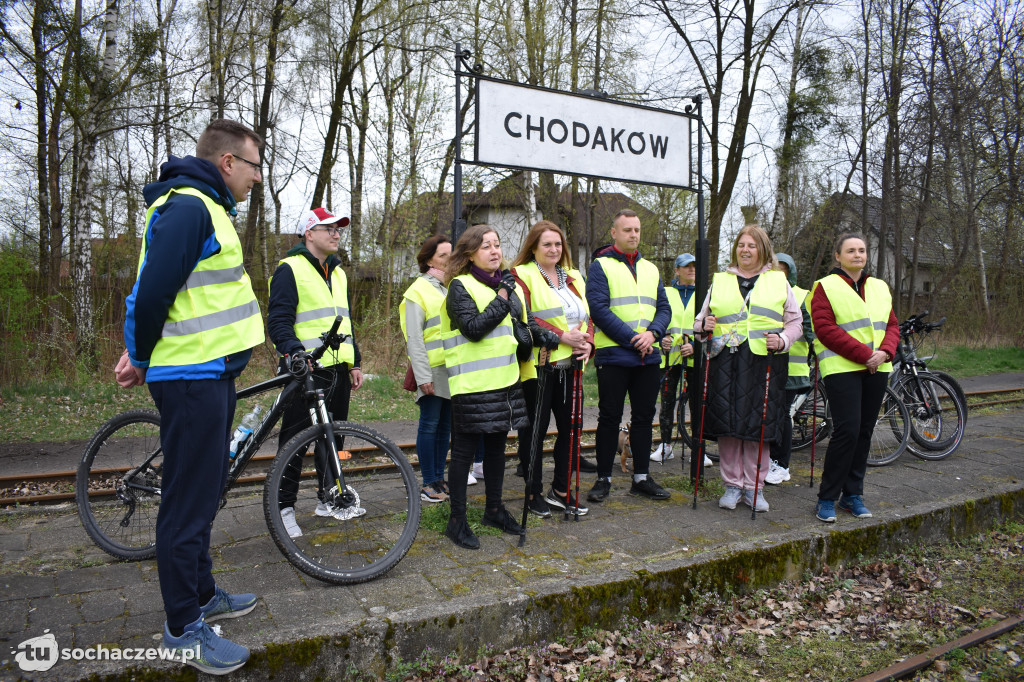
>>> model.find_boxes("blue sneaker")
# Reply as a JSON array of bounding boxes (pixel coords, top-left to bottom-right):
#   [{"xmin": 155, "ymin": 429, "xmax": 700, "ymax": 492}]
[
  {"xmin": 200, "ymin": 586, "xmax": 258, "ymax": 623},
  {"xmin": 815, "ymin": 499, "xmax": 837, "ymax": 523},
  {"xmin": 838, "ymin": 494, "xmax": 873, "ymax": 518},
  {"xmin": 162, "ymin": 616, "xmax": 249, "ymax": 675}
]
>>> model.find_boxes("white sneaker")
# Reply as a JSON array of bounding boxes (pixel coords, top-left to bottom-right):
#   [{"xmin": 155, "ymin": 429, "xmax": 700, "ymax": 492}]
[
  {"xmin": 650, "ymin": 443, "xmax": 674, "ymax": 463},
  {"xmin": 472, "ymin": 462, "xmax": 484, "ymax": 479},
  {"xmin": 742, "ymin": 488, "xmax": 769, "ymax": 512},
  {"xmin": 718, "ymin": 487, "xmax": 742, "ymax": 509},
  {"xmin": 280, "ymin": 507, "xmax": 302, "ymax": 538},
  {"xmin": 704, "ymin": 454, "xmax": 714, "ymax": 467},
  {"xmin": 765, "ymin": 461, "xmax": 790, "ymax": 485},
  {"xmin": 467, "ymin": 470, "xmax": 478, "ymax": 486}
]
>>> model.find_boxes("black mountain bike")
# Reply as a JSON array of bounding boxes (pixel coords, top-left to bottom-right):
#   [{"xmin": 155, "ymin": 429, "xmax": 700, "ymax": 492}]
[
  {"xmin": 886, "ymin": 312, "xmax": 967, "ymax": 461},
  {"xmin": 76, "ymin": 317, "xmax": 420, "ymax": 584}
]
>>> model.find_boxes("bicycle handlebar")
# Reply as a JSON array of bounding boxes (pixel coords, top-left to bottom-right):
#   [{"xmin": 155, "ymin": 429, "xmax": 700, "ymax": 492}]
[{"xmin": 287, "ymin": 316, "xmax": 350, "ymax": 379}]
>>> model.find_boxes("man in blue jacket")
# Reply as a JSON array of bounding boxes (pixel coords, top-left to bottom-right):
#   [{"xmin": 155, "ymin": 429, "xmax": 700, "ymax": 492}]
[
  {"xmin": 122, "ymin": 119, "xmax": 264, "ymax": 675},
  {"xmin": 586, "ymin": 209, "xmax": 673, "ymax": 503}
]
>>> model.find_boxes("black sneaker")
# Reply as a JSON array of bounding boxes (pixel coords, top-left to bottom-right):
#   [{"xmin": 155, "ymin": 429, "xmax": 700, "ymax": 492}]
[
  {"xmin": 444, "ymin": 518, "xmax": 480, "ymax": 549},
  {"xmin": 630, "ymin": 476, "xmax": 671, "ymax": 500},
  {"xmin": 481, "ymin": 507, "xmax": 524, "ymax": 535},
  {"xmin": 587, "ymin": 478, "xmax": 612, "ymax": 503},
  {"xmin": 528, "ymin": 495, "xmax": 552, "ymax": 518},
  {"xmin": 543, "ymin": 486, "xmax": 589, "ymax": 516},
  {"xmin": 578, "ymin": 457, "xmax": 598, "ymax": 473},
  {"xmin": 515, "ymin": 463, "xmax": 525, "ymax": 478}
]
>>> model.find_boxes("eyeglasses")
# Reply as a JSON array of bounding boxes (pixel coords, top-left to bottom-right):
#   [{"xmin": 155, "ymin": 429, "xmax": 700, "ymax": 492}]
[
  {"xmin": 309, "ymin": 226, "xmax": 341, "ymax": 236},
  {"xmin": 230, "ymin": 153, "xmax": 262, "ymax": 172}
]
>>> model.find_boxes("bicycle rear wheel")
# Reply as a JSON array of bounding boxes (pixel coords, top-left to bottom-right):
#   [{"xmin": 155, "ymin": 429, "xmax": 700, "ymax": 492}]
[
  {"xmin": 76, "ymin": 410, "xmax": 162, "ymax": 560},
  {"xmin": 264, "ymin": 421, "xmax": 420, "ymax": 584},
  {"xmin": 792, "ymin": 382, "xmax": 831, "ymax": 451},
  {"xmin": 895, "ymin": 374, "xmax": 966, "ymax": 460},
  {"xmin": 866, "ymin": 387, "xmax": 911, "ymax": 466}
]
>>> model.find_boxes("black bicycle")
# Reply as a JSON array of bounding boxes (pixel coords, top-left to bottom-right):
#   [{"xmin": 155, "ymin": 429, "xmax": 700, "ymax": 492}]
[
  {"xmin": 76, "ymin": 317, "xmax": 420, "ymax": 584},
  {"xmin": 886, "ymin": 312, "xmax": 967, "ymax": 461}
]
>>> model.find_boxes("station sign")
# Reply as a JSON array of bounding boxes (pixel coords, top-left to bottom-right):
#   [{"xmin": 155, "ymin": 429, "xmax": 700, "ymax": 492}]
[{"xmin": 474, "ymin": 78, "xmax": 693, "ymax": 188}]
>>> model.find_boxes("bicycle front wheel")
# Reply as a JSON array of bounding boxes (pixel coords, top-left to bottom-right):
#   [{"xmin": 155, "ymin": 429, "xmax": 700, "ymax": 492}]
[
  {"xmin": 264, "ymin": 421, "xmax": 420, "ymax": 584},
  {"xmin": 866, "ymin": 387, "xmax": 911, "ymax": 466},
  {"xmin": 928, "ymin": 370, "xmax": 968, "ymax": 428},
  {"xmin": 896, "ymin": 374, "xmax": 967, "ymax": 460},
  {"xmin": 76, "ymin": 410, "xmax": 162, "ymax": 560}
]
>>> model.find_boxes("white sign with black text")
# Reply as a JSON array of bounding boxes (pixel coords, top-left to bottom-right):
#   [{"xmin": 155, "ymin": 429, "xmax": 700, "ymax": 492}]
[{"xmin": 475, "ymin": 79, "xmax": 691, "ymax": 187}]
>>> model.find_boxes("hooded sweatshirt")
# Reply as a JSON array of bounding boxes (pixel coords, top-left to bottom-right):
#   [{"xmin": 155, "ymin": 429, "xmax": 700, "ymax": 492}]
[
  {"xmin": 775, "ymin": 253, "xmax": 816, "ymax": 390},
  {"xmin": 124, "ymin": 155, "xmax": 253, "ymax": 380}
]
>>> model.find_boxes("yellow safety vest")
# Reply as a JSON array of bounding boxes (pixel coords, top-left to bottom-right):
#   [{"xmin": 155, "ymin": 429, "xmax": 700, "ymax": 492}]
[
  {"xmin": 709, "ymin": 271, "xmax": 789, "ymax": 356},
  {"xmin": 661, "ymin": 286, "xmax": 696, "ymax": 369},
  {"xmin": 593, "ymin": 256, "xmax": 660, "ymax": 349},
  {"xmin": 400, "ymin": 276, "xmax": 446, "ymax": 368},
  {"xmin": 788, "ymin": 285, "xmax": 810, "ymax": 378},
  {"xmin": 811, "ymin": 274, "xmax": 893, "ymax": 378},
  {"xmin": 512, "ymin": 261, "xmax": 589, "ymax": 367},
  {"xmin": 139, "ymin": 187, "xmax": 263, "ymax": 368},
  {"xmin": 275, "ymin": 255, "xmax": 355, "ymax": 367},
  {"xmin": 441, "ymin": 274, "xmax": 520, "ymax": 396}
]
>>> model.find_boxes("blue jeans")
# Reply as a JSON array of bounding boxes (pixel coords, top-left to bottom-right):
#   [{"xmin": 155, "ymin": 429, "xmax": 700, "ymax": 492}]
[{"xmin": 417, "ymin": 395, "xmax": 451, "ymax": 487}]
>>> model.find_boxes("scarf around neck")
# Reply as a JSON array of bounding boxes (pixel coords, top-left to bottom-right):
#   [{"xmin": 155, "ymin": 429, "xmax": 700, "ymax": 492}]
[{"xmin": 470, "ymin": 264, "xmax": 503, "ymax": 288}]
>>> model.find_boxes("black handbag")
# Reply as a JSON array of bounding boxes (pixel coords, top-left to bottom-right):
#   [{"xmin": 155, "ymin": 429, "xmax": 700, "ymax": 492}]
[{"xmin": 511, "ymin": 316, "xmax": 534, "ymax": 362}]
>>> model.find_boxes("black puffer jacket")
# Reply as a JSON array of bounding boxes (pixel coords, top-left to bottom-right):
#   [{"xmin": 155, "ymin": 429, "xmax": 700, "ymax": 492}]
[{"xmin": 446, "ymin": 275, "xmax": 555, "ymax": 434}]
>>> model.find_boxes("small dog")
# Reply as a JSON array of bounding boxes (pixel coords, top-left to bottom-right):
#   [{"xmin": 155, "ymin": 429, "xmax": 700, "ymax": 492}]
[{"xmin": 618, "ymin": 424, "xmax": 632, "ymax": 473}]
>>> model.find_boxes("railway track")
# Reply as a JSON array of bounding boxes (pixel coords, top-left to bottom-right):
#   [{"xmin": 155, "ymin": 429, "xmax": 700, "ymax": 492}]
[{"xmin": 2, "ymin": 386, "xmax": 1021, "ymax": 508}]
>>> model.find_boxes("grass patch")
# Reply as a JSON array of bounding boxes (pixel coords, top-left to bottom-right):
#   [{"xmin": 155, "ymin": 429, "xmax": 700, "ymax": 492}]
[
  {"xmin": 0, "ymin": 367, "xmax": 419, "ymax": 443},
  {"xmin": 927, "ymin": 344, "xmax": 1024, "ymax": 376},
  {"xmin": 418, "ymin": 500, "xmax": 542, "ymax": 537},
  {"xmin": 661, "ymin": 472, "xmax": 725, "ymax": 499}
]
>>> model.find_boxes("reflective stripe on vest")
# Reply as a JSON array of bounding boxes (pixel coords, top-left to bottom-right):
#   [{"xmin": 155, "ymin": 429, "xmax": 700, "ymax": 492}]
[
  {"xmin": 440, "ymin": 274, "xmax": 520, "ymax": 396},
  {"xmin": 661, "ymin": 286, "xmax": 696, "ymax": 368},
  {"xmin": 709, "ymin": 271, "xmax": 788, "ymax": 356},
  {"xmin": 140, "ymin": 187, "xmax": 263, "ymax": 367},
  {"xmin": 276, "ymin": 255, "xmax": 354, "ymax": 367},
  {"xmin": 512, "ymin": 261, "xmax": 589, "ymax": 366},
  {"xmin": 593, "ymin": 256, "xmax": 661, "ymax": 349},
  {"xmin": 400, "ymin": 276, "xmax": 447, "ymax": 367},
  {"xmin": 810, "ymin": 274, "xmax": 893, "ymax": 378},
  {"xmin": 787, "ymin": 285, "xmax": 810, "ymax": 378}
]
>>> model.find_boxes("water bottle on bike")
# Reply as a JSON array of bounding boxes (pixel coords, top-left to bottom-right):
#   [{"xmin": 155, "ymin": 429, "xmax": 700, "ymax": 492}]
[{"xmin": 229, "ymin": 405, "xmax": 263, "ymax": 459}]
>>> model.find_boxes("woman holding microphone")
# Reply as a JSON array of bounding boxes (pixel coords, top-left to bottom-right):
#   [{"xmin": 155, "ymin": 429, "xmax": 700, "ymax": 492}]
[
  {"xmin": 511, "ymin": 220, "xmax": 593, "ymax": 518},
  {"xmin": 693, "ymin": 225, "xmax": 802, "ymax": 513},
  {"xmin": 809, "ymin": 232, "xmax": 898, "ymax": 522},
  {"xmin": 441, "ymin": 224, "xmax": 558, "ymax": 549}
]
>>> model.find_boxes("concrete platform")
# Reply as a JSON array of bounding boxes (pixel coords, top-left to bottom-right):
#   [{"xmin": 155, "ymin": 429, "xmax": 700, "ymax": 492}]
[{"xmin": 1, "ymin": 388, "xmax": 1022, "ymax": 680}]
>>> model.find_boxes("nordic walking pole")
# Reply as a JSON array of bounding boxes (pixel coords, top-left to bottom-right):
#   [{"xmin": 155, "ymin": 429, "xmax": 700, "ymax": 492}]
[
  {"xmin": 809, "ymin": 356, "xmax": 818, "ymax": 487},
  {"xmin": 566, "ymin": 356, "xmax": 584, "ymax": 521},
  {"xmin": 519, "ymin": 348, "xmax": 550, "ymax": 547},
  {"xmin": 675, "ymin": 335, "xmax": 691, "ymax": 477},
  {"xmin": 692, "ymin": 343, "xmax": 712, "ymax": 510},
  {"xmin": 752, "ymin": 344, "xmax": 775, "ymax": 521}
]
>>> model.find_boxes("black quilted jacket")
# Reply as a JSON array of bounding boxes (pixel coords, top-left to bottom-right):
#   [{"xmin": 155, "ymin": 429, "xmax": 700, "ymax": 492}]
[
  {"xmin": 446, "ymin": 276, "xmax": 552, "ymax": 434},
  {"xmin": 704, "ymin": 343, "xmax": 789, "ymax": 443}
]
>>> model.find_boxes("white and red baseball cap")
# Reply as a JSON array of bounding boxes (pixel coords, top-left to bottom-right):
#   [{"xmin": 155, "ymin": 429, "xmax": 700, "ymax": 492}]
[{"xmin": 295, "ymin": 207, "xmax": 350, "ymax": 236}]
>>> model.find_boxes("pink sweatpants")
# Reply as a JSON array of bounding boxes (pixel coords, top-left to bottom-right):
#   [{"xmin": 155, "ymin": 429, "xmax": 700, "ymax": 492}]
[{"xmin": 717, "ymin": 436, "xmax": 769, "ymax": 491}]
